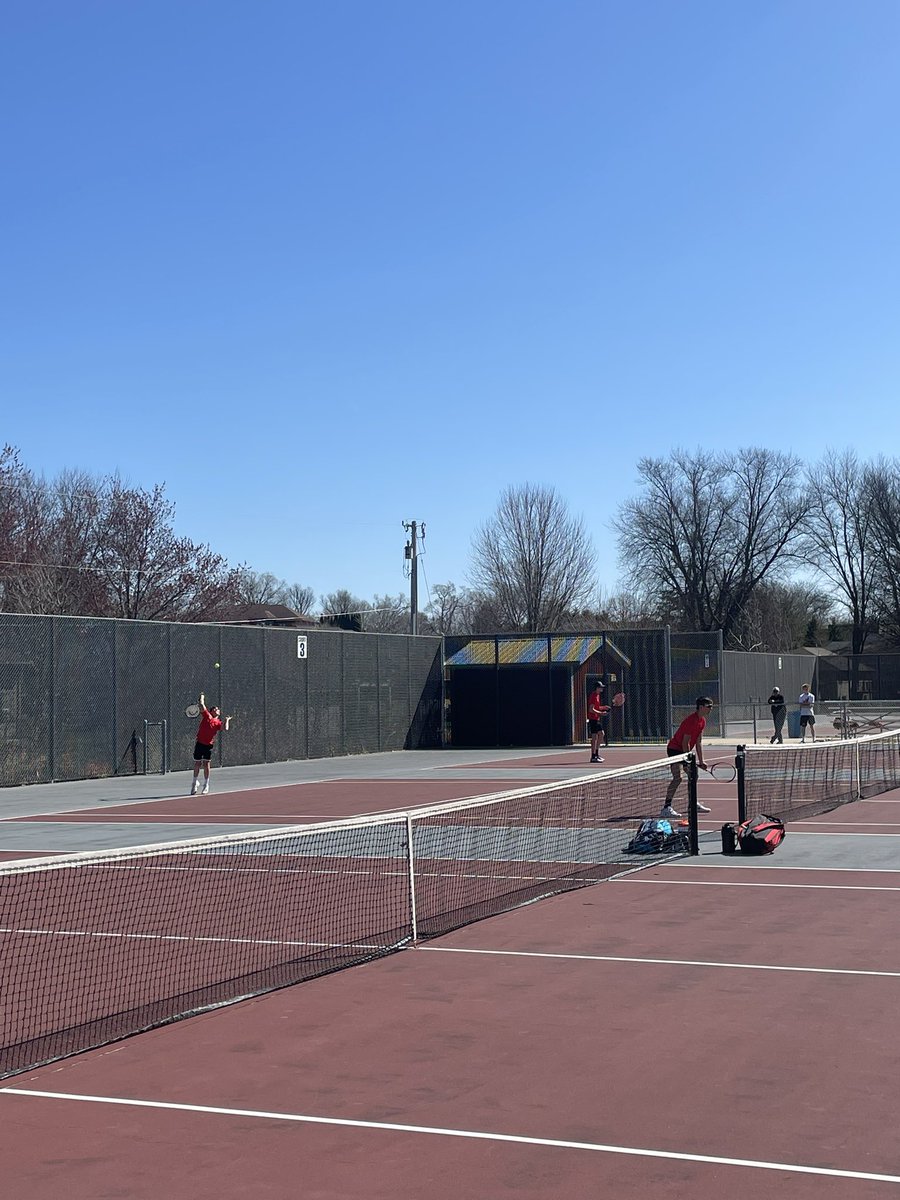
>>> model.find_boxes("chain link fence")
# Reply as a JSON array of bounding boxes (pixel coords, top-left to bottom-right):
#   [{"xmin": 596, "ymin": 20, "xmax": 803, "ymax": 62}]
[{"xmin": 0, "ymin": 614, "xmax": 443, "ymax": 787}]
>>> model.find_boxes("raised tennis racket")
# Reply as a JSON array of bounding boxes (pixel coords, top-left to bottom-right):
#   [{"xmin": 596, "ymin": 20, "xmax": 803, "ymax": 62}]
[
  {"xmin": 185, "ymin": 702, "xmax": 201, "ymax": 718},
  {"xmin": 612, "ymin": 692, "xmax": 626, "ymax": 707},
  {"xmin": 704, "ymin": 759, "xmax": 737, "ymax": 782}
]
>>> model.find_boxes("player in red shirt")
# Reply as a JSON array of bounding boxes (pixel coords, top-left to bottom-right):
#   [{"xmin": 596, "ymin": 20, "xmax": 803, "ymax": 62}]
[
  {"xmin": 661, "ymin": 696, "xmax": 713, "ymax": 818},
  {"xmin": 587, "ymin": 681, "xmax": 609, "ymax": 763},
  {"xmin": 190, "ymin": 692, "xmax": 233, "ymax": 795}
]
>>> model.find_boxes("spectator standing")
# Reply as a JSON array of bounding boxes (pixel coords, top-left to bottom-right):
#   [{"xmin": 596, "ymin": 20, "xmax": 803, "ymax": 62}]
[
  {"xmin": 798, "ymin": 685, "xmax": 816, "ymax": 743},
  {"xmin": 768, "ymin": 686, "xmax": 786, "ymax": 744}
]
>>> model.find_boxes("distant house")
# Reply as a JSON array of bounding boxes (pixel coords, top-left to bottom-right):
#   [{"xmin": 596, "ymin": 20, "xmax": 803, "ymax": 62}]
[{"xmin": 218, "ymin": 604, "xmax": 318, "ymax": 629}]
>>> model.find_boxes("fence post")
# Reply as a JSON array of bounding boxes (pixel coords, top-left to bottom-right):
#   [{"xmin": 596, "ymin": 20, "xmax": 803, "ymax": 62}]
[
  {"xmin": 406, "ymin": 812, "xmax": 419, "ymax": 944},
  {"xmin": 736, "ymin": 745, "xmax": 747, "ymax": 823},
  {"xmin": 687, "ymin": 754, "xmax": 700, "ymax": 856}
]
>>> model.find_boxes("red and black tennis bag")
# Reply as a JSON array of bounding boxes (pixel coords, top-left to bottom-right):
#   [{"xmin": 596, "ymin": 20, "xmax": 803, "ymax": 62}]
[{"xmin": 736, "ymin": 814, "xmax": 785, "ymax": 855}]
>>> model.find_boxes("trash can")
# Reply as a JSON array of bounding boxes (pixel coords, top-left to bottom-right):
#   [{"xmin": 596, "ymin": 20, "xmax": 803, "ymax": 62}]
[{"xmin": 787, "ymin": 709, "xmax": 801, "ymax": 739}]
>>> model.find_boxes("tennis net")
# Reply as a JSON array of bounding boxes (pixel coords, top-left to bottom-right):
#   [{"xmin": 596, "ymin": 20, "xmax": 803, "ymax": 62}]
[
  {"xmin": 738, "ymin": 727, "xmax": 900, "ymax": 823},
  {"xmin": 0, "ymin": 754, "xmax": 697, "ymax": 1079}
]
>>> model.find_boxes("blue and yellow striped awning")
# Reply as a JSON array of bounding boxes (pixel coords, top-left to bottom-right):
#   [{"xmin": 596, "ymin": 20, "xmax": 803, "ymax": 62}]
[{"xmin": 446, "ymin": 634, "xmax": 617, "ymax": 667}]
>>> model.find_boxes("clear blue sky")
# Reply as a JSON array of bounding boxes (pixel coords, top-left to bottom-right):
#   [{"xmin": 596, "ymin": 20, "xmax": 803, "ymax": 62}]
[{"xmin": 3, "ymin": 1, "xmax": 900, "ymax": 610}]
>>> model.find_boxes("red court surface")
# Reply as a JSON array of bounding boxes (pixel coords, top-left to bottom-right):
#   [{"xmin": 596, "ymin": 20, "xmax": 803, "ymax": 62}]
[
  {"xmin": 0, "ymin": 850, "xmax": 63, "ymax": 863},
  {"xmin": 446, "ymin": 746, "xmax": 742, "ymax": 771},
  {"xmin": 438, "ymin": 748, "xmax": 661, "ymax": 769},
  {"xmin": 3, "ymin": 763, "xmax": 900, "ymax": 1197},
  {"xmin": 3, "ymin": 854, "xmax": 900, "ymax": 1199},
  {"xmin": 11, "ymin": 778, "xmax": 533, "ymax": 825}
]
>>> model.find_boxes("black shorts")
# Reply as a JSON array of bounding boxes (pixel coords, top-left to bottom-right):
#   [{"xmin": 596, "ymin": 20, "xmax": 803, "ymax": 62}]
[
  {"xmin": 588, "ymin": 718, "xmax": 606, "ymax": 735},
  {"xmin": 666, "ymin": 746, "xmax": 683, "ymax": 759},
  {"xmin": 193, "ymin": 741, "xmax": 214, "ymax": 760},
  {"xmin": 800, "ymin": 714, "xmax": 815, "ymax": 727}
]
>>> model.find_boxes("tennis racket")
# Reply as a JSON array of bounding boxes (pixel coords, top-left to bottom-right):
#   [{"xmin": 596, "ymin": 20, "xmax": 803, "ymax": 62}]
[
  {"xmin": 185, "ymin": 703, "xmax": 201, "ymax": 718},
  {"xmin": 612, "ymin": 692, "xmax": 626, "ymax": 707},
  {"xmin": 704, "ymin": 759, "xmax": 737, "ymax": 783}
]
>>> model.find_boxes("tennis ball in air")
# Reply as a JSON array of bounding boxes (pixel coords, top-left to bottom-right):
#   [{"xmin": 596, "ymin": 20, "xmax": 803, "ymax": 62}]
[{"xmin": 214, "ymin": 662, "xmax": 220, "ymax": 669}]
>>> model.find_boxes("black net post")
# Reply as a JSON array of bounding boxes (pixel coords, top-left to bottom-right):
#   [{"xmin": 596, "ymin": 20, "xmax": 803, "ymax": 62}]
[
  {"xmin": 686, "ymin": 753, "xmax": 700, "ymax": 855},
  {"xmin": 736, "ymin": 745, "xmax": 747, "ymax": 823}
]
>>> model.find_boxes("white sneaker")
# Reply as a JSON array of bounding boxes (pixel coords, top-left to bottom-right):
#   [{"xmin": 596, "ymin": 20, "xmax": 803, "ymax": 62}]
[
  {"xmin": 190, "ymin": 782, "xmax": 198, "ymax": 796},
  {"xmin": 660, "ymin": 805, "xmax": 680, "ymax": 818},
  {"xmin": 696, "ymin": 801, "xmax": 711, "ymax": 813},
  {"xmin": 201, "ymin": 783, "xmax": 210, "ymax": 795}
]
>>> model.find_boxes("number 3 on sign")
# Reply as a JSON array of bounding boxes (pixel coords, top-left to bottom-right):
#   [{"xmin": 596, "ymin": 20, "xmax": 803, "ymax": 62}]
[{"xmin": 297, "ymin": 635, "xmax": 308, "ymax": 660}]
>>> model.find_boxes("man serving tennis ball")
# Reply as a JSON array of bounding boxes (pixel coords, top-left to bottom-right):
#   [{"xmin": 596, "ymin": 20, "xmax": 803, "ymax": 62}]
[{"xmin": 190, "ymin": 693, "xmax": 233, "ymax": 796}]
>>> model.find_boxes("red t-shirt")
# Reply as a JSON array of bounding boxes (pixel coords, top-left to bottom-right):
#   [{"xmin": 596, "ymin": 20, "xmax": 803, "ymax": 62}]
[
  {"xmin": 196, "ymin": 712, "xmax": 224, "ymax": 746},
  {"xmin": 667, "ymin": 711, "xmax": 706, "ymax": 752},
  {"xmin": 587, "ymin": 692, "xmax": 609, "ymax": 720}
]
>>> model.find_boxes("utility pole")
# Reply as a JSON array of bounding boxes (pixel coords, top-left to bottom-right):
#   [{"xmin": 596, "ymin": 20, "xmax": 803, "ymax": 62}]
[{"xmin": 403, "ymin": 520, "xmax": 425, "ymax": 635}]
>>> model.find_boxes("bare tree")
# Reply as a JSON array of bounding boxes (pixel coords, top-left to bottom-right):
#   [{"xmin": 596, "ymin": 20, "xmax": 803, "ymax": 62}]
[
  {"xmin": 0, "ymin": 458, "xmax": 108, "ymax": 615},
  {"xmin": 364, "ymin": 593, "xmax": 409, "ymax": 633},
  {"xmin": 234, "ymin": 572, "xmax": 317, "ymax": 614},
  {"xmin": 590, "ymin": 587, "xmax": 669, "ymax": 630},
  {"xmin": 867, "ymin": 458, "xmax": 900, "ymax": 646},
  {"xmin": 799, "ymin": 450, "xmax": 876, "ymax": 654},
  {"xmin": 423, "ymin": 582, "xmax": 466, "ymax": 634},
  {"xmin": 94, "ymin": 481, "xmax": 240, "ymax": 621},
  {"xmin": 236, "ymin": 570, "xmax": 287, "ymax": 605},
  {"xmin": 0, "ymin": 446, "xmax": 39, "ymax": 611},
  {"xmin": 469, "ymin": 484, "xmax": 597, "ymax": 632},
  {"xmin": 320, "ymin": 589, "xmax": 367, "ymax": 630},
  {"xmin": 0, "ymin": 448, "xmax": 240, "ymax": 621},
  {"xmin": 729, "ymin": 580, "xmax": 836, "ymax": 651},
  {"xmin": 614, "ymin": 448, "xmax": 806, "ymax": 646},
  {"xmin": 284, "ymin": 582, "xmax": 316, "ymax": 615}
]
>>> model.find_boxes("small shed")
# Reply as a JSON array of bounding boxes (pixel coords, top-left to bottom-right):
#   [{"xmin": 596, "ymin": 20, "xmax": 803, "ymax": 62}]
[{"xmin": 444, "ymin": 633, "xmax": 632, "ymax": 748}]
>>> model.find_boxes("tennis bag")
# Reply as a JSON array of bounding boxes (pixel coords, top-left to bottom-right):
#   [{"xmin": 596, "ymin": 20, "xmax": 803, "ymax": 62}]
[
  {"xmin": 626, "ymin": 818, "xmax": 689, "ymax": 855},
  {"xmin": 736, "ymin": 814, "xmax": 785, "ymax": 856}
]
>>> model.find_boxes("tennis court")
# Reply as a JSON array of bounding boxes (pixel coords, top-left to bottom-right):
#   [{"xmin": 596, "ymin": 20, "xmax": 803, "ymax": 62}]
[{"xmin": 2, "ymin": 737, "xmax": 900, "ymax": 1197}]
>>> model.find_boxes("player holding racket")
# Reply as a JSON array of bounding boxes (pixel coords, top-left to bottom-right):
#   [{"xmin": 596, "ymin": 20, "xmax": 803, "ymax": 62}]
[
  {"xmin": 190, "ymin": 693, "xmax": 233, "ymax": 795},
  {"xmin": 661, "ymin": 696, "xmax": 713, "ymax": 817},
  {"xmin": 587, "ymin": 680, "xmax": 608, "ymax": 763}
]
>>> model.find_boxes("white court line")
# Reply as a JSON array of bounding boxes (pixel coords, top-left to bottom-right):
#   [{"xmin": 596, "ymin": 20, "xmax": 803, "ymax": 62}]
[
  {"xmin": 616, "ymin": 878, "xmax": 900, "ymax": 892},
  {"xmin": 694, "ymin": 822, "xmax": 900, "ymax": 831},
  {"xmin": 0, "ymin": 926, "xmax": 396, "ymax": 951},
  {"xmin": 783, "ymin": 820, "xmax": 900, "ymax": 828},
  {"xmin": 27, "ymin": 814, "xmax": 384, "ymax": 822},
  {"xmin": 421, "ymin": 945, "xmax": 900, "ymax": 978},
  {"xmin": 742, "ymin": 829, "xmax": 900, "ymax": 837},
  {"xmin": 0, "ymin": 778, "xmax": 337, "ymax": 821},
  {"xmin": 1, "ymin": 1089, "xmax": 898, "ymax": 1184},
  {"xmin": 669, "ymin": 863, "xmax": 900, "ymax": 873}
]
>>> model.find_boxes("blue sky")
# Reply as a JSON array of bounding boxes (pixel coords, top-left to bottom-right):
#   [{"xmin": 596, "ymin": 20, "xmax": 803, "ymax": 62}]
[{"xmin": 3, "ymin": 1, "xmax": 900, "ymax": 611}]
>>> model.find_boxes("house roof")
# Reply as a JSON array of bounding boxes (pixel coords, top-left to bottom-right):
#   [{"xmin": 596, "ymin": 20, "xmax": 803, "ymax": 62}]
[{"xmin": 219, "ymin": 604, "xmax": 318, "ymax": 627}]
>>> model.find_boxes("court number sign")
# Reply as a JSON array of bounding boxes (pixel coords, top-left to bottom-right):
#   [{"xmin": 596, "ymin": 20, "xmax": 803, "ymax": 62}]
[{"xmin": 297, "ymin": 635, "xmax": 308, "ymax": 660}]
